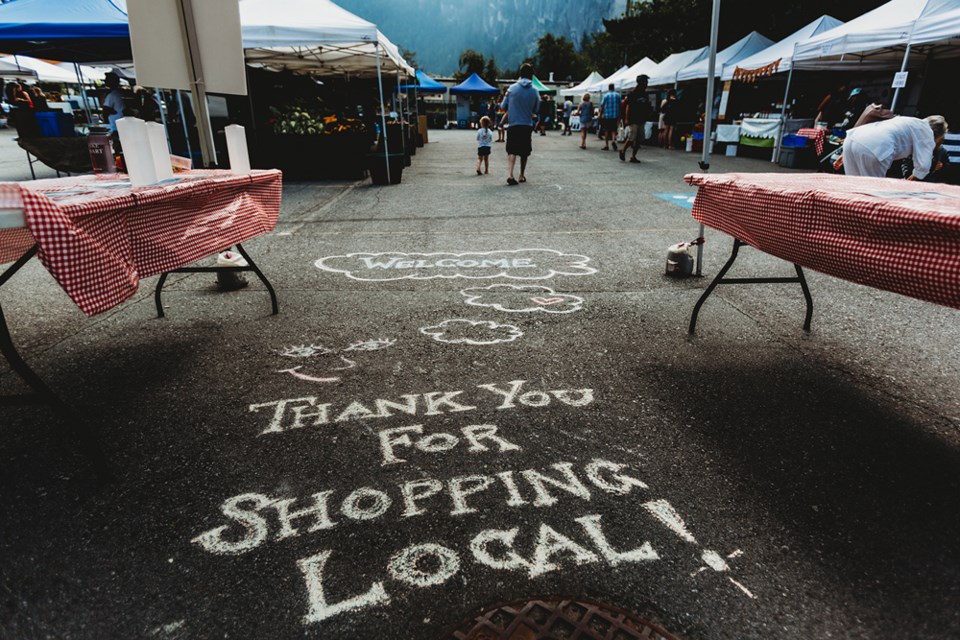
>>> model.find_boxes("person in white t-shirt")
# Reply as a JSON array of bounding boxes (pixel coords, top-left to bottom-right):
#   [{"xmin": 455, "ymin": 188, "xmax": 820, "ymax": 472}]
[
  {"xmin": 843, "ymin": 115, "xmax": 948, "ymax": 180},
  {"xmin": 101, "ymin": 72, "xmax": 128, "ymax": 131},
  {"xmin": 476, "ymin": 116, "xmax": 494, "ymax": 175}
]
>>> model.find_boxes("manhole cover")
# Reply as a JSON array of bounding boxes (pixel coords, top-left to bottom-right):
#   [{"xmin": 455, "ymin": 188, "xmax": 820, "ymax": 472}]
[{"xmin": 444, "ymin": 596, "xmax": 680, "ymax": 640}]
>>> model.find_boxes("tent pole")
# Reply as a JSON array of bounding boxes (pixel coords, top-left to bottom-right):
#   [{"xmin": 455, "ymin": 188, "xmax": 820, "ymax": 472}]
[
  {"xmin": 696, "ymin": 0, "xmax": 721, "ymax": 277},
  {"xmin": 73, "ymin": 62, "xmax": 94, "ymax": 127},
  {"xmin": 891, "ymin": 43, "xmax": 912, "ymax": 111},
  {"xmin": 376, "ymin": 43, "xmax": 390, "ymax": 183},
  {"xmin": 397, "ymin": 69, "xmax": 406, "ymax": 157},
  {"xmin": 773, "ymin": 44, "xmax": 797, "ymax": 164},
  {"xmin": 176, "ymin": 90, "xmax": 195, "ymax": 165},
  {"xmin": 177, "ymin": 0, "xmax": 217, "ymax": 167},
  {"xmin": 156, "ymin": 89, "xmax": 172, "ymax": 153}
]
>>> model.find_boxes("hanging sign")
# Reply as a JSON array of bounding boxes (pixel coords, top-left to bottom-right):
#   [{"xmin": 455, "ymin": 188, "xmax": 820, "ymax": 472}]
[
  {"xmin": 718, "ymin": 81, "xmax": 731, "ymax": 121},
  {"xmin": 891, "ymin": 72, "xmax": 909, "ymax": 89}
]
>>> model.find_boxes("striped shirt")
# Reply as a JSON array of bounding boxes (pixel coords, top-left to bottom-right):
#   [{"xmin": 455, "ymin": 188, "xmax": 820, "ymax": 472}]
[{"xmin": 601, "ymin": 91, "xmax": 622, "ymax": 119}]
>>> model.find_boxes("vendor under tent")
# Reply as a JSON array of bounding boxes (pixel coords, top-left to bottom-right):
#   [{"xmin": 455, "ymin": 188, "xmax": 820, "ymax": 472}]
[
  {"xmin": 560, "ymin": 71, "xmax": 604, "ymax": 98},
  {"xmin": 647, "ymin": 47, "xmax": 708, "ymax": 87},
  {"xmin": 0, "ymin": 55, "xmax": 81, "ymax": 83},
  {"xmin": 618, "ymin": 57, "xmax": 661, "ymax": 91},
  {"xmin": 721, "ymin": 15, "xmax": 843, "ymax": 82},
  {"xmin": 531, "ymin": 76, "xmax": 555, "ymax": 94},
  {"xmin": 449, "ymin": 72, "xmax": 499, "ymax": 95},
  {"xmin": 676, "ymin": 31, "xmax": 773, "ymax": 83}
]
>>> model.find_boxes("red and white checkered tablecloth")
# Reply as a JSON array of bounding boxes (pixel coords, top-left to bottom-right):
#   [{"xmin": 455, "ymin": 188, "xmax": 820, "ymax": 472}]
[
  {"xmin": 796, "ymin": 128, "xmax": 825, "ymax": 156},
  {"xmin": 684, "ymin": 172, "xmax": 960, "ymax": 310},
  {"xmin": 0, "ymin": 169, "xmax": 282, "ymax": 315}
]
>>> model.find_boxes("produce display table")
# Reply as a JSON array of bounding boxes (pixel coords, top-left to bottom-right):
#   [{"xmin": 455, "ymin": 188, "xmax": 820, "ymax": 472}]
[
  {"xmin": 0, "ymin": 169, "xmax": 282, "ymax": 417},
  {"xmin": 683, "ymin": 172, "xmax": 960, "ymax": 333}
]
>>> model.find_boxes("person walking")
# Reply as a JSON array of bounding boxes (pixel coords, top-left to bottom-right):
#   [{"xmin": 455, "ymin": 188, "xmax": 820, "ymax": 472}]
[
  {"xmin": 476, "ymin": 115, "xmax": 494, "ymax": 175},
  {"xmin": 562, "ymin": 95, "xmax": 574, "ymax": 135},
  {"xmin": 500, "ymin": 63, "xmax": 541, "ymax": 185},
  {"xmin": 496, "ymin": 95, "xmax": 506, "ymax": 142},
  {"xmin": 538, "ymin": 95, "xmax": 553, "ymax": 136},
  {"xmin": 659, "ymin": 90, "xmax": 677, "ymax": 149},
  {"xmin": 620, "ymin": 75, "xmax": 654, "ymax": 162},
  {"xmin": 600, "ymin": 83, "xmax": 622, "ymax": 151},
  {"xmin": 576, "ymin": 93, "xmax": 594, "ymax": 149}
]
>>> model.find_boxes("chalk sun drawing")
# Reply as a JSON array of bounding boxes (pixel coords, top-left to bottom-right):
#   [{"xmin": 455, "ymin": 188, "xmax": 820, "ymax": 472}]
[
  {"xmin": 420, "ymin": 320, "xmax": 523, "ymax": 345},
  {"xmin": 314, "ymin": 249, "xmax": 597, "ymax": 282},
  {"xmin": 276, "ymin": 338, "xmax": 394, "ymax": 383},
  {"xmin": 460, "ymin": 284, "xmax": 584, "ymax": 314}
]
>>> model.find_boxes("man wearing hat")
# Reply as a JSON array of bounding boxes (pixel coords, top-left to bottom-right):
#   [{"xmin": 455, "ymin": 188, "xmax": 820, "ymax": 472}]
[{"xmin": 620, "ymin": 75, "xmax": 653, "ymax": 163}]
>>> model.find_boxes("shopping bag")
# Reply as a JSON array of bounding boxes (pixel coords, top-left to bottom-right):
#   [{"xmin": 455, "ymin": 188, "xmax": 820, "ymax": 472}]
[{"xmin": 616, "ymin": 124, "xmax": 627, "ymax": 143}]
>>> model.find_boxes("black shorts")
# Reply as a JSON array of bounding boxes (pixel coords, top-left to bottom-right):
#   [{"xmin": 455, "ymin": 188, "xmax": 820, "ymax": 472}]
[
  {"xmin": 506, "ymin": 125, "xmax": 534, "ymax": 157},
  {"xmin": 478, "ymin": 146, "xmax": 491, "ymax": 157}
]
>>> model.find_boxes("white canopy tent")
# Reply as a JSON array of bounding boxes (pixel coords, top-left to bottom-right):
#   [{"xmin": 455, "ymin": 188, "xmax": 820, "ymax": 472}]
[
  {"xmin": 0, "ymin": 58, "xmax": 37, "ymax": 80},
  {"xmin": 240, "ymin": 0, "xmax": 413, "ymax": 77},
  {"xmin": 647, "ymin": 47, "xmax": 709, "ymax": 87},
  {"xmin": 55, "ymin": 62, "xmax": 112, "ymax": 84},
  {"xmin": 676, "ymin": 31, "xmax": 773, "ymax": 82},
  {"xmin": 793, "ymin": 0, "xmax": 960, "ymax": 68},
  {"xmin": 585, "ymin": 65, "xmax": 627, "ymax": 94},
  {"xmin": 238, "ymin": 0, "xmax": 413, "ymax": 181},
  {"xmin": 617, "ymin": 57, "xmax": 661, "ymax": 90},
  {"xmin": 560, "ymin": 71, "xmax": 605, "ymax": 98},
  {"xmin": 720, "ymin": 15, "xmax": 843, "ymax": 81},
  {"xmin": 1, "ymin": 55, "xmax": 77, "ymax": 83}
]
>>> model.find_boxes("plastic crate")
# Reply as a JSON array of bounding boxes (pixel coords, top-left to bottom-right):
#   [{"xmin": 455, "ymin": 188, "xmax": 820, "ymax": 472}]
[
  {"xmin": 782, "ymin": 134, "xmax": 807, "ymax": 148},
  {"xmin": 36, "ymin": 111, "xmax": 75, "ymax": 138}
]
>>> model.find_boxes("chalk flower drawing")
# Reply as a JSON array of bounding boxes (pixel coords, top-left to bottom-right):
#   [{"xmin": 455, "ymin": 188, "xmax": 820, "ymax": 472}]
[
  {"xmin": 460, "ymin": 284, "xmax": 584, "ymax": 314},
  {"xmin": 420, "ymin": 320, "xmax": 523, "ymax": 345},
  {"xmin": 314, "ymin": 249, "xmax": 597, "ymax": 282},
  {"xmin": 276, "ymin": 338, "xmax": 395, "ymax": 383}
]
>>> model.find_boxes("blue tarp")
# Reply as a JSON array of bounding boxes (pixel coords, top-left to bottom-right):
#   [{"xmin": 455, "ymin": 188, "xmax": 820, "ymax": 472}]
[
  {"xmin": 0, "ymin": 0, "xmax": 131, "ymax": 62},
  {"xmin": 449, "ymin": 72, "xmax": 498, "ymax": 95}
]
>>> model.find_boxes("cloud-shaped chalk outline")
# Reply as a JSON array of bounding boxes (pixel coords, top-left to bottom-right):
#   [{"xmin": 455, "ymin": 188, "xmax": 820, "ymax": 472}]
[
  {"xmin": 314, "ymin": 249, "xmax": 597, "ymax": 282},
  {"xmin": 420, "ymin": 319, "xmax": 523, "ymax": 345},
  {"xmin": 460, "ymin": 284, "xmax": 584, "ymax": 314}
]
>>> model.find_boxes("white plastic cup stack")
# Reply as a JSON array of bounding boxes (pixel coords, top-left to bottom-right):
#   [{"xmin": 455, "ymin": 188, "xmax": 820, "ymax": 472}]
[
  {"xmin": 224, "ymin": 124, "xmax": 251, "ymax": 173},
  {"xmin": 145, "ymin": 122, "xmax": 174, "ymax": 182},
  {"xmin": 116, "ymin": 117, "xmax": 157, "ymax": 187}
]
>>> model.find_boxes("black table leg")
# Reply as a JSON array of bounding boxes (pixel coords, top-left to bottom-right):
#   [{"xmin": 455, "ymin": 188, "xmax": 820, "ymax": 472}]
[
  {"xmin": 688, "ymin": 238, "xmax": 814, "ymax": 335},
  {"xmin": 154, "ymin": 243, "xmax": 279, "ymax": 317}
]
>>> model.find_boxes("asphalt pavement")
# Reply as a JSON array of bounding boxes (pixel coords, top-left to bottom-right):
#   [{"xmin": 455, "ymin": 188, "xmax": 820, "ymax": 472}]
[{"xmin": 1, "ymin": 127, "xmax": 958, "ymax": 639}]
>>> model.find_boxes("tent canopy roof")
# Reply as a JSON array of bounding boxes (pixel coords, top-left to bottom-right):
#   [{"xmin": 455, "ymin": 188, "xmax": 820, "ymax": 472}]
[
  {"xmin": 560, "ymin": 71, "xmax": 604, "ymax": 97},
  {"xmin": 619, "ymin": 57, "xmax": 661, "ymax": 90},
  {"xmin": 531, "ymin": 75, "xmax": 555, "ymax": 94},
  {"xmin": 794, "ymin": 0, "xmax": 960, "ymax": 66},
  {"xmin": 648, "ymin": 47, "xmax": 709, "ymax": 87},
  {"xmin": 721, "ymin": 15, "xmax": 843, "ymax": 80},
  {"xmin": 397, "ymin": 69, "xmax": 446, "ymax": 92},
  {"xmin": 0, "ymin": 54, "xmax": 78, "ymax": 82},
  {"xmin": 449, "ymin": 72, "xmax": 498, "ymax": 94},
  {"xmin": 0, "ymin": 0, "xmax": 414, "ymax": 76},
  {"xmin": 676, "ymin": 31, "xmax": 774, "ymax": 82},
  {"xmin": 587, "ymin": 64, "xmax": 627, "ymax": 93}
]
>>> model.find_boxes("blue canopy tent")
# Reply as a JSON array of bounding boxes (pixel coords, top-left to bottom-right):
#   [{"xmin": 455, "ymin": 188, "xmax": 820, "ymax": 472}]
[
  {"xmin": 0, "ymin": 0, "xmax": 132, "ymax": 63},
  {"xmin": 397, "ymin": 69, "xmax": 447, "ymax": 93},
  {"xmin": 449, "ymin": 72, "xmax": 498, "ymax": 95}
]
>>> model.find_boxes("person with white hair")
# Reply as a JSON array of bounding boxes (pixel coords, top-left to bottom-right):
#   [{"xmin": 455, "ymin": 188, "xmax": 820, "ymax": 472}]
[{"xmin": 842, "ymin": 115, "xmax": 948, "ymax": 180}]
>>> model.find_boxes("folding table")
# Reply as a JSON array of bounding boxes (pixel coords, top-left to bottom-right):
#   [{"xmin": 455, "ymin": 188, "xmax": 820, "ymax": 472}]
[{"xmin": 684, "ymin": 172, "xmax": 960, "ymax": 334}]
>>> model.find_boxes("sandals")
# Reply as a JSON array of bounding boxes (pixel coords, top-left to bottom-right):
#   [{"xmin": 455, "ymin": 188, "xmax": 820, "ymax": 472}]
[
  {"xmin": 518, "ymin": 176, "xmax": 526, "ymax": 183},
  {"xmin": 507, "ymin": 178, "xmax": 518, "ymax": 186}
]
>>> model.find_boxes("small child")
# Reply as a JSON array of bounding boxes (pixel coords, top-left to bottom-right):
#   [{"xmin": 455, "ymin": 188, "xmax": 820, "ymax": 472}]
[{"xmin": 476, "ymin": 116, "xmax": 493, "ymax": 175}]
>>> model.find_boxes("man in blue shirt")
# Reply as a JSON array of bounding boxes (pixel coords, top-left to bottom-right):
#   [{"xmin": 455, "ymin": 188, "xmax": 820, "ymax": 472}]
[
  {"xmin": 600, "ymin": 83, "xmax": 622, "ymax": 151},
  {"xmin": 500, "ymin": 63, "xmax": 541, "ymax": 185}
]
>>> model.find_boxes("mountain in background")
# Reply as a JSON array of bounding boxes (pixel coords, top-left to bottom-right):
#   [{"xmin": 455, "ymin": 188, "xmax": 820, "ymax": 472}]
[{"xmin": 337, "ymin": 0, "xmax": 627, "ymax": 76}]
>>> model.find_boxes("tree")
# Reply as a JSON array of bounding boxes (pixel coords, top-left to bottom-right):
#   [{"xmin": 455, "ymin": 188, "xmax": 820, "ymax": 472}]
[
  {"xmin": 455, "ymin": 49, "xmax": 488, "ymax": 82},
  {"xmin": 399, "ymin": 47, "xmax": 419, "ymax": 71},
  {"xmin": 483, "ymin": 56, "xmax": 500, "ymax": 83},
  {"xmin": 532, "ymin": 34, "xmax": 585, "ymax": 82}
]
